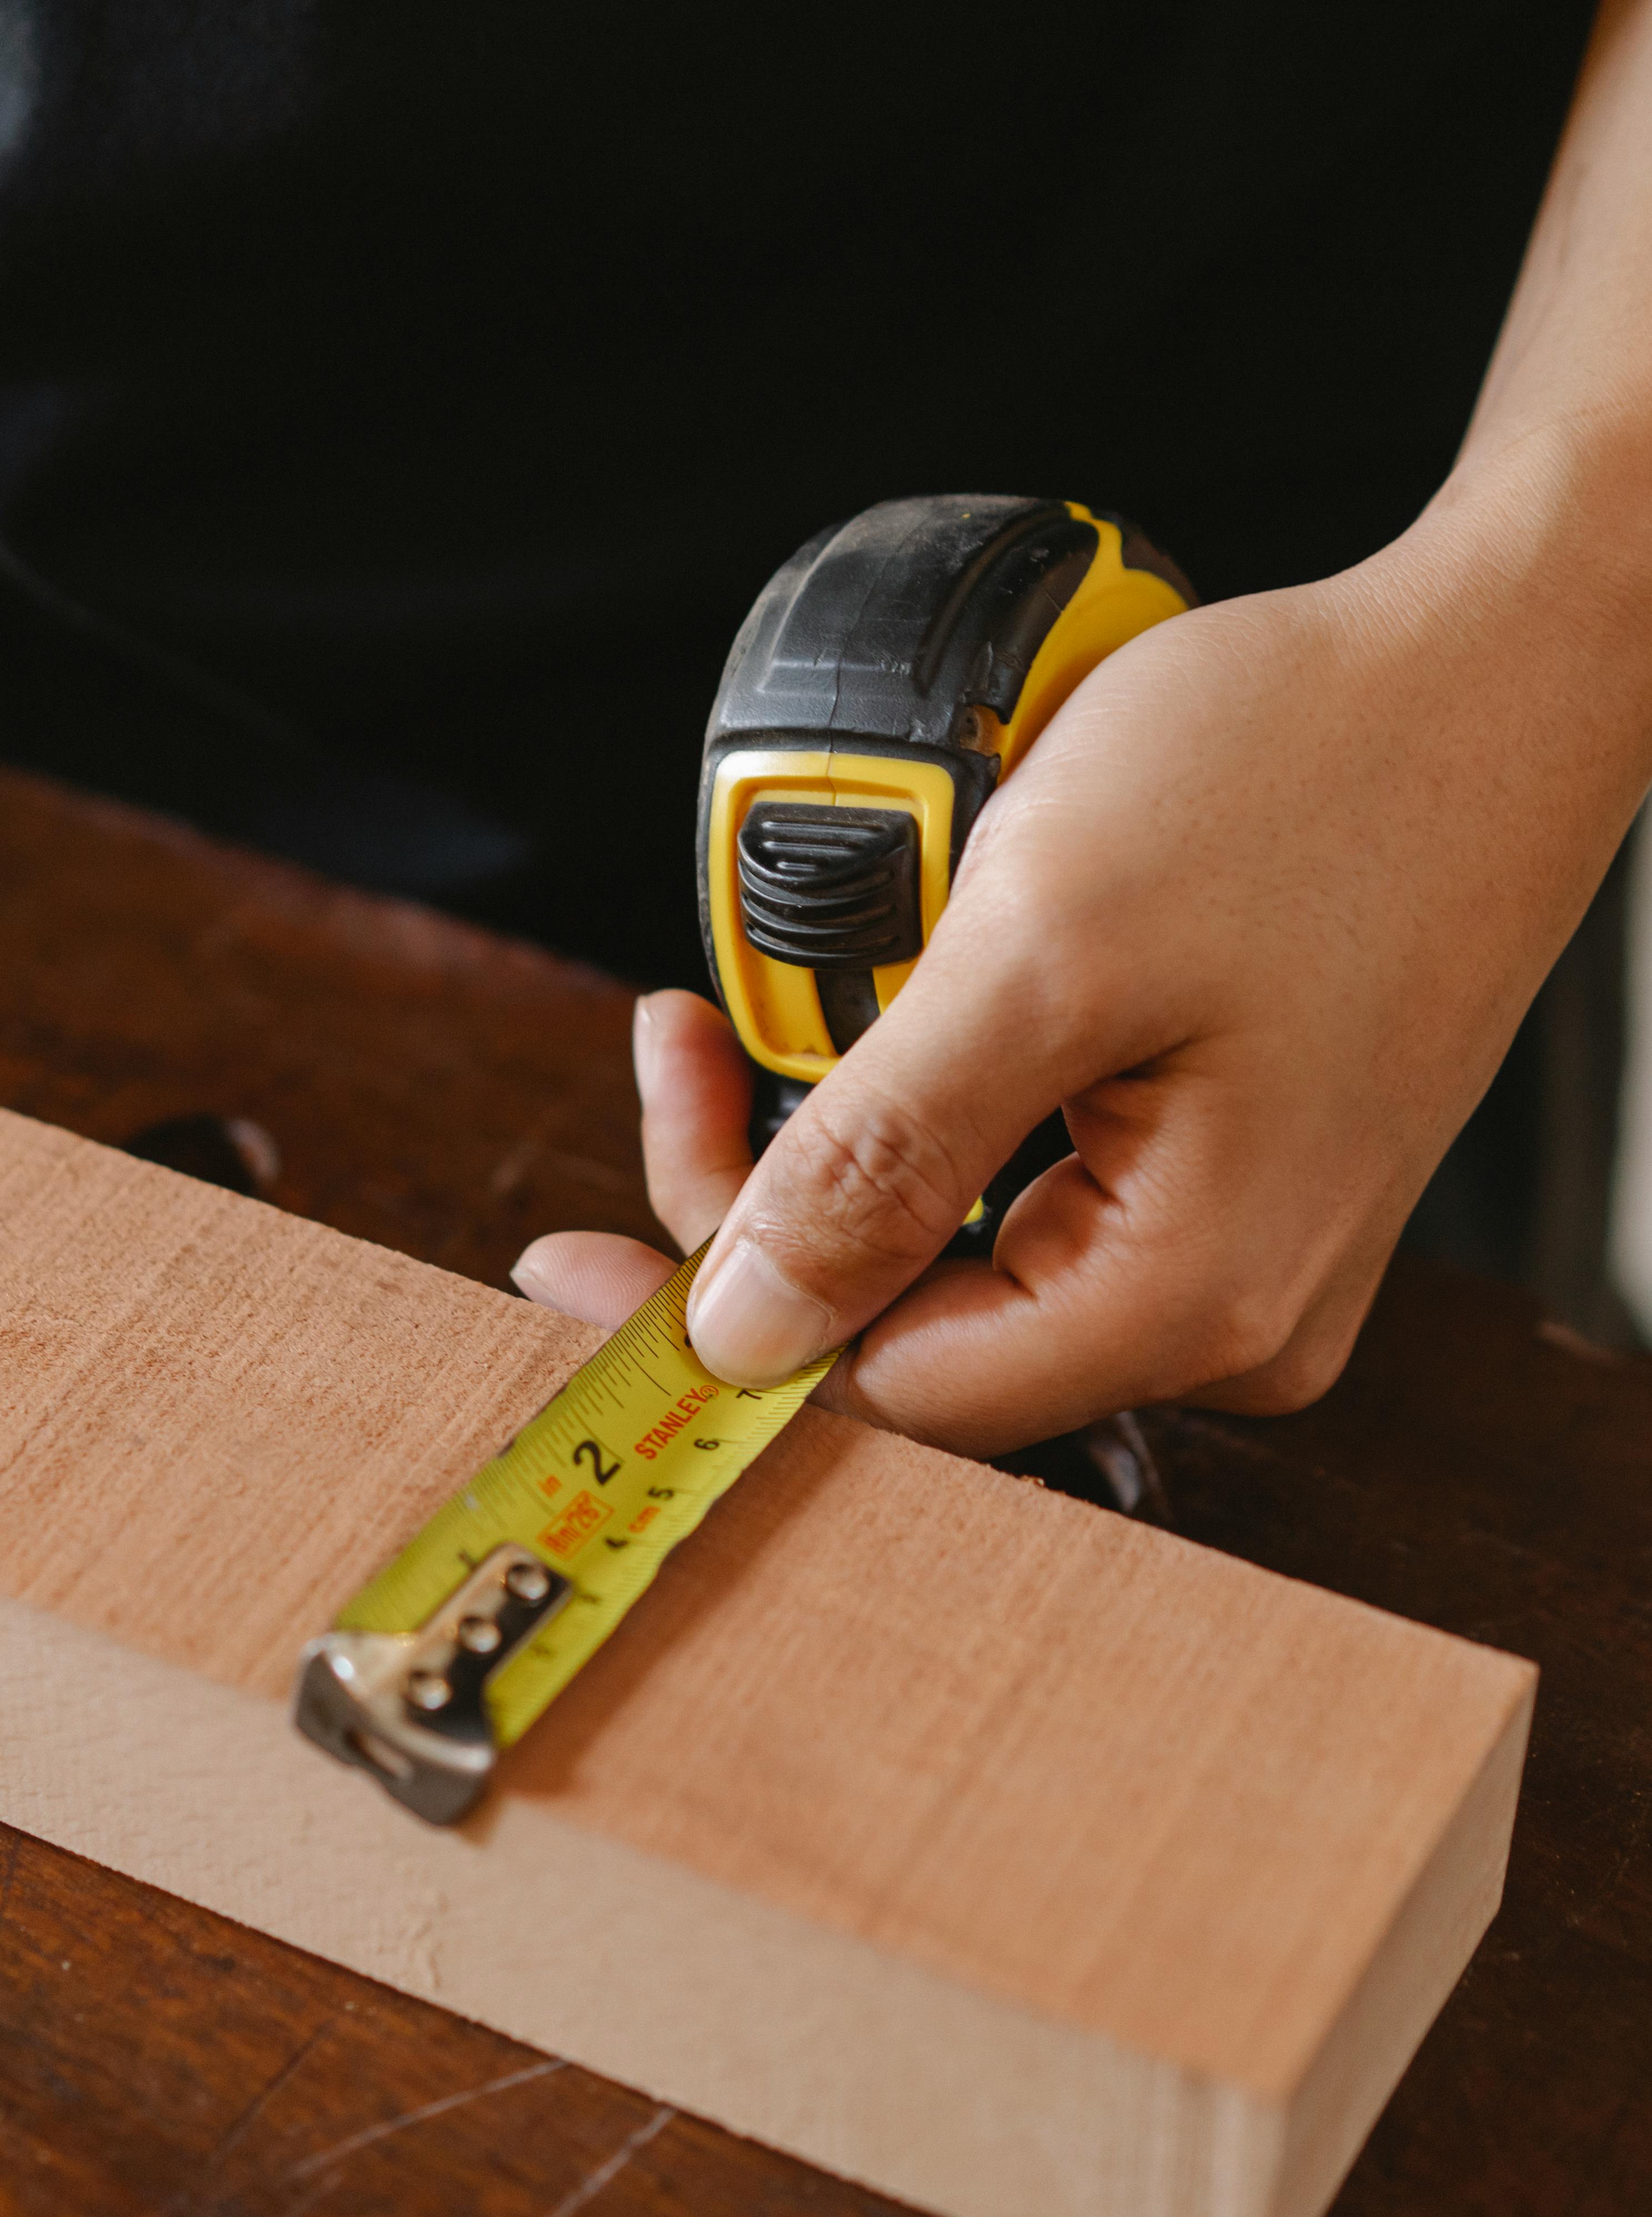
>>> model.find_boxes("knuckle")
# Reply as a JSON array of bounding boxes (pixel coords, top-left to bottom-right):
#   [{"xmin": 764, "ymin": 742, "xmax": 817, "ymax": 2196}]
[
  {"xmin": 1234, "ymin": 1340, "xmax": 1349, "ymax": 1415},
  {"xmin": 1266, "ymin": 1302, "xmax": 1365, "ymax": 1410},
  {"xmin": 1192, "ymin": 1287, "xmax": 1303, "ymax": 1387},
  {"xmin": 1189, "ymin": 1292, "xmax": 1363, "ymax": 1414},
  {"xmin": 776, "ymin": 1088, "xmax": 965, "ymax": 1272}
]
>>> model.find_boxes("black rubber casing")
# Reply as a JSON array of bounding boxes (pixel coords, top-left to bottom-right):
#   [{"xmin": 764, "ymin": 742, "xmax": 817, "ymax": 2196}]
[{"xmin": 696, "ymin": 492, "xmax": 1190, "ymax": 1245}]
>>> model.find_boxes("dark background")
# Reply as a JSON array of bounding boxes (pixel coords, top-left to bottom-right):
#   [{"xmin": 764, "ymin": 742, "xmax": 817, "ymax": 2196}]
[{"xmin": 0, "ymin": 0, "xmax": 1617, "ymax": 1321}]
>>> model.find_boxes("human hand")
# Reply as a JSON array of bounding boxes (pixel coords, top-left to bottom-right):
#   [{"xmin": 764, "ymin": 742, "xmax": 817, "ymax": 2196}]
[{"xmin": 515, "ymin": 477, "xmax": 1651, "ymax": 1458}]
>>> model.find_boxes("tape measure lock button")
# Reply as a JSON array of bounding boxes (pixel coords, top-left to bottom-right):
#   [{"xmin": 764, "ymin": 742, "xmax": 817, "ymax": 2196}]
[{"xmin": 736, "ymin": 801, "xmax": 924, "ymax": 970}]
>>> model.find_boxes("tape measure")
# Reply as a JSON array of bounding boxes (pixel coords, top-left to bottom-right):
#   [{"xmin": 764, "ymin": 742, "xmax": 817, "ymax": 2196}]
[
  {"xmin": 297, "ymin": 492, "xmax": 1191, "ymax": 1822},
  {"xmin": 295, "ymin": 1242, "xmax": 836, "ymax": 1823},
  {"xmin": 698, "ymin": 492, "xmax": 1192, "ymax": 1237}
]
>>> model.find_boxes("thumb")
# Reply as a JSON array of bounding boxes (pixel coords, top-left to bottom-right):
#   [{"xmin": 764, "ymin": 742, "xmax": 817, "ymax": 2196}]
[{"xmin": 685, "ymin": 861, "xmax": 1089, "ymax": 1387}]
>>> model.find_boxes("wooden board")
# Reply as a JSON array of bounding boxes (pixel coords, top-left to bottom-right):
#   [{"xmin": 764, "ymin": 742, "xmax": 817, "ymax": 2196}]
[{"xmin": 0, "ymin": 1109, "xmax": 1535, "ymax": 2217}]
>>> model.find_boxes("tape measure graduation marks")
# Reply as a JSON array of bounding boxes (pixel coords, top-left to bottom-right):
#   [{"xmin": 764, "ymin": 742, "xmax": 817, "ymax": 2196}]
[{"xmin": 294, "ymin": 1243, "xmax": 837, "ymax": 1822}]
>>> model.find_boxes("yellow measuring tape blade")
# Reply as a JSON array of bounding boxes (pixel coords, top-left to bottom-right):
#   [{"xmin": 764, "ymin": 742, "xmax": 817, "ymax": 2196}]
[{"xmin": 332, "ymin": 1242, "xmax": 837, "ymax": 1748}]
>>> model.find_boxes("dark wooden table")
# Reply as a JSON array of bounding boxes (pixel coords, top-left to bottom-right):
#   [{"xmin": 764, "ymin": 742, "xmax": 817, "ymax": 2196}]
[{"xmin": 2, "ymin": 767, "xmax": 1649, "ymax": 2217}]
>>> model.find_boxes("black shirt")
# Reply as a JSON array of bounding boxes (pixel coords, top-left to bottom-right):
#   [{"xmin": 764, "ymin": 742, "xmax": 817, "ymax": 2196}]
[{"xmin": 0, "ymin": 0, "xmax": 1597, "ymax": 980}]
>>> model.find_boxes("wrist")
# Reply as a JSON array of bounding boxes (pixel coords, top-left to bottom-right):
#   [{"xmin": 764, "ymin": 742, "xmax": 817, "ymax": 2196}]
[
  {"xmin": 1330, "ymin": 415, "xmax": 1652, "ymax": 808},
  {"xmin": 1279, "ymin": 421, "xmax": 1652, "ymax": 985},
  {"xmin": 1418, "ymin": 408, "xmax": 1652, "ymax": 716}
]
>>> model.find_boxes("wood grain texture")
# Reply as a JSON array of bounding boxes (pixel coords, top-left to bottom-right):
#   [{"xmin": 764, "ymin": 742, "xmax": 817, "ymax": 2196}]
[
  {"xmin": 0, "ymin": 1108, "xmax": 1534, "ymax": 2217},
  {"xmin": 2, "ymin": 770, "xmax": 1646, "ymax": 2216},
  {"xmin": 1148, "ymin": 1279, "xmax": 1652, "ymax": 2217}
]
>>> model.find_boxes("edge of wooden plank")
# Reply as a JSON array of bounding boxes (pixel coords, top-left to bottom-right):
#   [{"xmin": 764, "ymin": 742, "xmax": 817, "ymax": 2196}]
[
  {"xmin": 1, "ymin": 1594, "xmax": 1290, "ymax": 2217},
  {"xmin": 0, "ymin": 1108, "xmax": 1539, "ymax": 2217},
  {"xmin": 1272, "ymin": 1672, "xmax": 1536, "ymax": 2217}
]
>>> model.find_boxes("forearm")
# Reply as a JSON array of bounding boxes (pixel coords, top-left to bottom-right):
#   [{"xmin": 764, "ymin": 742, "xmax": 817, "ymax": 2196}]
[
  {"xmin": 1464, "ymin": 0, "xmax": 1652, "ymax": 485},
  {"xmin": 1405, "ymin": 0, "xmax": 1652, "ymax": 814},
  {"xmin": 1317, "ymin": 0, "xmax": 1652, "ymax": 986}
]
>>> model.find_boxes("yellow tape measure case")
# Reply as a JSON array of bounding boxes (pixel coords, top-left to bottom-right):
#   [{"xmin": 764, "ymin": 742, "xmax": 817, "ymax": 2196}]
[{"xmin": 697, "ymin": 491, "xmax": 1191, "ymax": 1172}]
